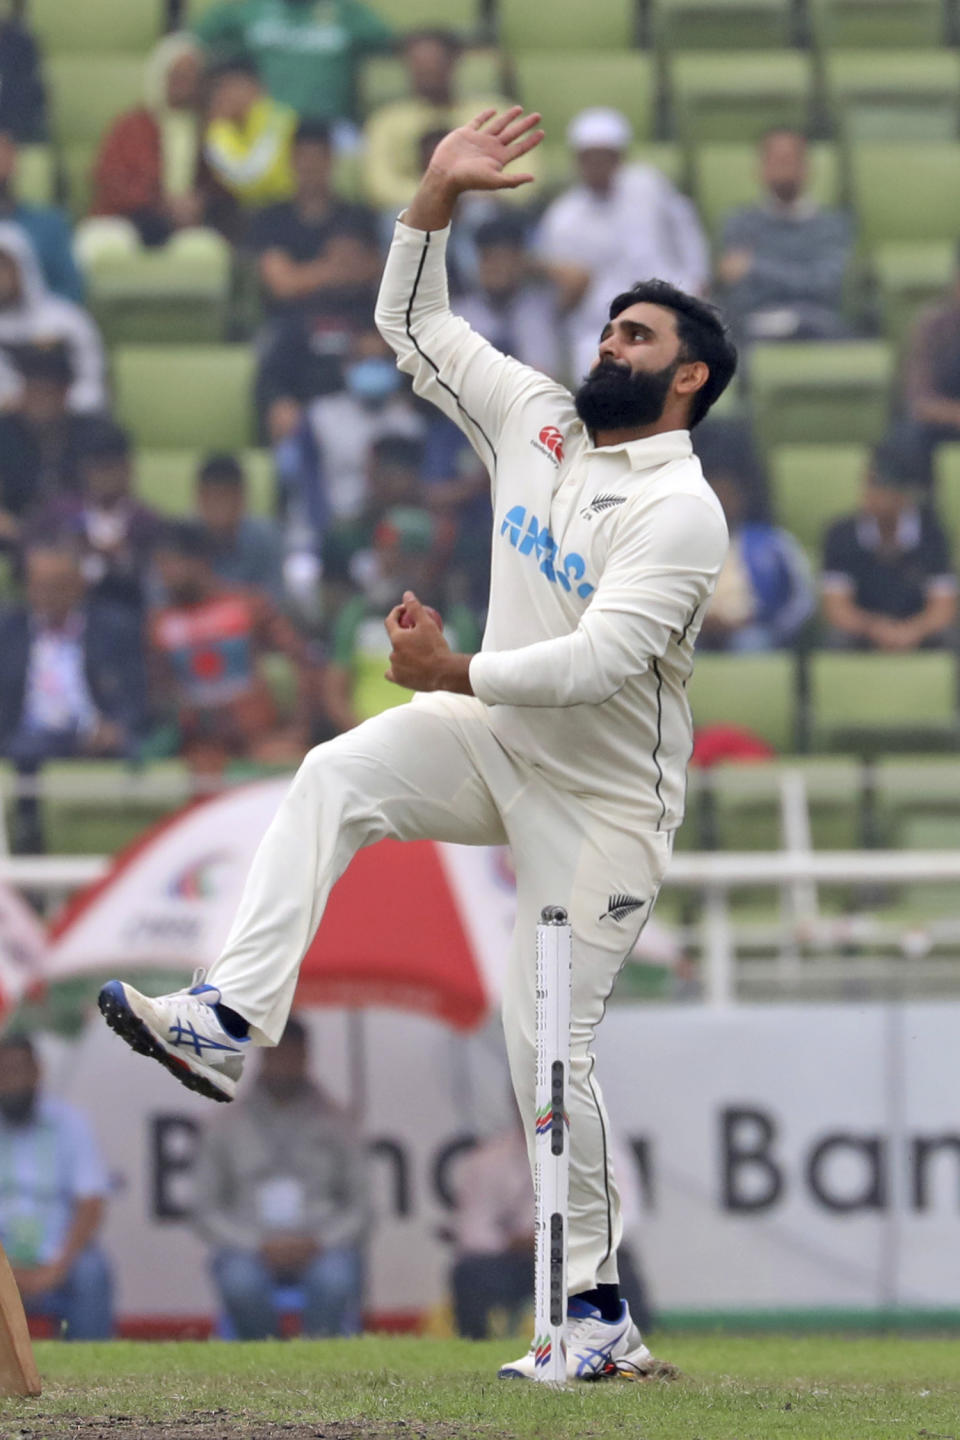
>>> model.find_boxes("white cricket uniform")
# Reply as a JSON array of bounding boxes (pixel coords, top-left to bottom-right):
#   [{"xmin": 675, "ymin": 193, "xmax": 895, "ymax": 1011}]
[{"xmin": 208, "ymin": 220, "xmax": 728, "ymax": 1293}]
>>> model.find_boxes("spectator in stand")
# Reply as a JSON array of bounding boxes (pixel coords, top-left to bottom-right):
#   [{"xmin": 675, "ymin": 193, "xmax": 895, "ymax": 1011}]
[
  {"xmin": 86, "ymin": 35, "xmax": 210, "ymax": 249},
  {"xmin": 324, "ymin": 505, "xmax": 475, "ymax": 731},
  {"xmin": 716, "ymin": 129, "xmax": 855, "ymax": 344},
  {"xmin": 362, "ymin": 31, "xmax": 529, "ymax": 213},
  {"xmin": 0, "ymin": 10, "xmax": 46, "ymax": 143},
  {"xmin": 195, "ymin": 453, "xmax": 284, "ymax": 602},
  {"xmin": 0, "ymin": 544, "xmax": 147, "ymax": 851},
  {"xmin": 821, "ymin": 429, "xmax": 957, "ymax": 651},
  {"xmin": 536, "ymin": 108, "xmax": 709, "ymax": 382},
  {"xmin": 0, "ymin": 226, "xmax": 106, "ymax": 413},
  {"xmin": 193, "ymin": 0, "xmax": 391, "ymax": 130},
  {"xmin": 204, "ymin": 58, "xmax": 298, "ymax": 212},
  {"xmin": 0, "ymin": 346, "xmax": 104, "ymax": 561},
  {"xmin": 695, "ymin": 421, "xmax": 814, "ymax": 651},
  {"xmin": 149, "ymin": 520, "xmax": 324, "ymax": 775},
  {"xmin": 320, "ymin": 433, "xmax": 426, "ymax": 605},
  {"xmin": 193, "ymin": 1016, "xmax": 368, "ymax": 1340},
  {"xmin": 0, "ymin": 131, "xmax": 83, "ymax": 302},
  {"xmin": 0, "ymin": 1036, "xmax": 113, "ymax": 1339},
  {"xmin": 26, "ymin": 421, "xmax": 161, "ymax": 616},
  {"xmin": 457, "ymin": 214, "xmax": 562, "ymax": 379},
  {"xmin": 902, "ymin": 243, "xmax": 960, "ymax": 457},
  {"xmin": 251, "ymin": 121, "xmax": 382, "ymax": 423}
]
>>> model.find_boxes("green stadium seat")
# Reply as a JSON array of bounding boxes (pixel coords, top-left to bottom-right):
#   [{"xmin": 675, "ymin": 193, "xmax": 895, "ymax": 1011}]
[
  {"xmin": 823, "ymin": 51, "xmax": 960, "ymax": 143},
  {"xmin": 850, "ymin": 143, "xmax": 960, "ymax": 247},
  {"xmin": 136, "ymin": 449, "xmax": 276, "ymax": 518},
  {"xmin": 687, "ymin": 653, "xmax": 798, "ymax": 752},
  {"xmin": 705, "ymin": 757, "xmax": 863, "ymax": 851},
  {"xmin": 934, "ymin": 445, "xmax": 960, "ymax": 559},
  {"xmin": 40, "ymin": 760, "xmax": 194, "ymax": 856},
  {"xmin": 30, "ymin": 0, "xmax": 163, "ymax": 55},
  {"xmin": 809, "ymin": 0, "xmax": 945, "ymax": 49},
  {"xmin": 47, "ymin": 56, "xmax": 145, "ymax": 147},
  {"xmin": 365, "ymin": 0, "xmax": 481, "ymax": 29},
  {"xmin": 669, "ymin": 51, "xmax": 814, "ymax": 144},
  {"xmin": 498, "ymin": 0, "xmax": 636, "ymax": 52},
  {"xmin": 768, "ymin": 443, "xmax": 866, "ymax": 558},
  {"xmin": 873, "ymin": 241, "xmax": 954, "ymax": 346},
  {"xmin": 693, "ymin": 142, "xmax": 841, "ymax": 244},
  {"xmin": 807, "ymin": 652, "xmax": 958, "ymax": 752},
  {"xmin": 514, "ymin": 53, "xmax": 655, "ymax": 145},
  {"xmin": 60, "ymin": 144, "xmax": 95, "ymax": 219},
  {"xmin": 874, "ymin": 755, "xmax": 960, "ymax": 846},
  {"xmin": 16, "ymin": 145, "xmax": 55, "ymax": 207},
  {"xmin": 113, "ymin": 346, "xmax": 255, "ymax": 451},
  {"xmin": 81, "ymin": 230, "xmax": 233, "ymax": 345},
  {"xmin": 653, "ymin": 0, "xmax": 794, "ymax": 50},
  {"xmin": 359, "ymin": 47, "xmax": 504, "ymax": 114},
  {"xmin": 751, "ymin": 342, "xmax": 894, "ymax": 454}
]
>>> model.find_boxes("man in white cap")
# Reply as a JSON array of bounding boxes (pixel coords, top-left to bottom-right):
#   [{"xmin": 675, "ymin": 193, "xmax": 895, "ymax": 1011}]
[{"xmin": 536, "ymin": 107, "xmax": 708, "ymax": 384}]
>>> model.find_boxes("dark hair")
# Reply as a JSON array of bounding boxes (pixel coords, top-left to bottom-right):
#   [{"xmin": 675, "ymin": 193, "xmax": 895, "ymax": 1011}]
[
  {"xmin": 759, "ymin": 125, "xmax": 808, "ymax": 148},
  {"xmin": 0, "ymin": 1033, "xmax": 35, "ymax": 1062},
  {"xmin": 157, "ymin": 519, "xmax": 214, "ymax": 560},
  {"xmin": 402, "ymin": 27, "xmax": 461, "ymax": 56},
  {"xmin": 79, "ymin": 419, "xmax": 131, "ymax": 463},
  {"xmin": 871, "ymin": 423, "xmax": 931, "ymax": 490},
  {"xmin": 371, "ymin": 434, "xmax": 425, "ymax": 470},
  {"xmin": 474, "ymin": 214, "xmax": 527, "ymax": 252},
  {"xmin": 198, "ymin": 453, "xmax": 245, "ymax": 490},
  {"xmin": 14, "ymin": 341, "xmax": 73, "ymax": 385},
  {"xmin": 207, "ymin": 54, "xmax": 259, "ymax": 82},
  {"xmin": 608, "ymin": 279, "xmax": 738, "ymax": 428},
  {"xmin": 294, "ymin": 117, "xmax": 332, "ymax": 150},
  {"xmin": 694, "ymin": 417, "xmax": 770, "ymax": 522}
]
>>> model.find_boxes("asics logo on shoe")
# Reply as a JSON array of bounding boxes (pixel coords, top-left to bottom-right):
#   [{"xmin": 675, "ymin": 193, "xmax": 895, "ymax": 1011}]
[
  {"xmin": 599, "ymin": 893, "xmax": 646, "ymax": 923},
  {"xmin": 168, "ymin": 1019, "xmax": 242, "ymax": 1057}
]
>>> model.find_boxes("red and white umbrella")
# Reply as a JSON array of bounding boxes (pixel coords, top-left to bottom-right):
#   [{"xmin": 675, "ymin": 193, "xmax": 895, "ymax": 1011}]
[{"xmin": 47, "ymin": 780, "xmax": 517, "ymax": 1030}]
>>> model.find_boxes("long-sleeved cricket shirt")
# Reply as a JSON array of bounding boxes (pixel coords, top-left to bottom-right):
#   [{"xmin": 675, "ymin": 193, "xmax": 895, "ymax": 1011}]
[{"xmin": 375, "ymin": 220, "xmax": 728, "ymax": 829}]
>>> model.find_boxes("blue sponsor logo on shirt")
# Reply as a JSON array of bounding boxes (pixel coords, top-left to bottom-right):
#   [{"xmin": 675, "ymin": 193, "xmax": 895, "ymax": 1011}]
[{"xmin": 499, "ymin": 505, "xmax": 595, "ymax": 599}]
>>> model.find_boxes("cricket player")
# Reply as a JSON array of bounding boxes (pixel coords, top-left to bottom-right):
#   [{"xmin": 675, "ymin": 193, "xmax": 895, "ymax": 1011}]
[{"xmin": 100, "ymin": 107, "xmax": 737, "ymax": 1379}]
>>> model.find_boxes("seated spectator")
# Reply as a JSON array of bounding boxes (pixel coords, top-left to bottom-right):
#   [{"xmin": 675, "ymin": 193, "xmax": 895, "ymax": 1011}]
[
  {"xmin": 535, "ymin": 108, "xmax": 708, "ymax": 382},
  {"xmin": 0, "ymin": 226, "xmax": 107, "ymax": 413},
  {"xmin": 0, "ymin": 346, "xmax": 104, "ymax": 561},
  {"xmin": 456, "ymin": 215, "xmax": 562, "ymax": 379},
  {"xmin": 321, "ymin": 433, "xmax": 426, "ymax": 603},
  {"xmin": 251, "ymin": 121, "xmax": 382, "ymax": 421},
  {"xmin": 0, "ymin": 131, "xmax": 83, "ymax": 302},
  {"xmin": 324, "ymin": 505, "xmax": 476, "ymax": 730},
  {"xmin": 0, "ymin": 1035, "xmax": 113, "ymax": 1339},
  {"xmin": 26, "ymin": 421, "xmax": 162, "ymax": 615},
  {"xmin": 86, "ymin": 35, "xmax": 210, "ymax": 248},
  {"xmin": 716, "ymin": 129, "xmax": 855, "ymax": 343},
  {"xmin": 821, "ymin": 430, "xmax": 957, "ymax": 651},
  {"xmin": 902, "ymin": 242, "xmax": 960, "ymax": 457},
  {"xmin": 195, "ymin": 452, "xmax": 283, "ymax": 600},
  {"xmin": 149, "ymin": 520, "xmax": 323, "ymax": 775},
  {"xmin": 0, "ymin": 544, "xmax": 147, "ymax": 851},
  {"xmin": 363, "ymin": 31, "xmax": 528, "ymax": 213},
  {"xmin": 194, "ymin": 0, "xmax": 392, "ymax": 129},
  {"xmin": 0, "ymin": 11, "xmax": 46, "ymax": 143},
  {"xmin": 192, "ymin": 1016, "xmax": 368, "ymax": 1339},
  {"xmin": 695, "ymin": 422, "xmax": 814, "ymax": 651},
  {"xmin": 204, "ymin": 59, "xmax": 297, "ymax": 211}
]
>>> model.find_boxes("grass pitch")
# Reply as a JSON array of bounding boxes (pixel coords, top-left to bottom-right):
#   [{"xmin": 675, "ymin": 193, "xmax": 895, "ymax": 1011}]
[{"xmin": 0, "ymin": 1333, "xmax": 957, "ymax": 1440}]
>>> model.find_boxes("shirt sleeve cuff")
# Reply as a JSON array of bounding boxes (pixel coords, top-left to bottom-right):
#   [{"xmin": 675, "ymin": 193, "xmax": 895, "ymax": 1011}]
[{"xmin": 468, "ymin": 651, "xmax": 498, "ymax": 705}]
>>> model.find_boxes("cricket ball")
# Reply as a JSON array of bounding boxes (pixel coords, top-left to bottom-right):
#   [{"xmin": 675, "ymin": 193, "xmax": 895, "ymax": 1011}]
[{"xmin": 398, "ymin": 605, "xmax": 443, "ymax": 630}]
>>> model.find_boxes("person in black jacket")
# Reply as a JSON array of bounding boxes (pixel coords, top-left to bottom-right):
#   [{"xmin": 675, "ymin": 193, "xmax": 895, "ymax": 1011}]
[{"xmin": 0, "ymin": 542, "xmax": 148, "ymax": 851}]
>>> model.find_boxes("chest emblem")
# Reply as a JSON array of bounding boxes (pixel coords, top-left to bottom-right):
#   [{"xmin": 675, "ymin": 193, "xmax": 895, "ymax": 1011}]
[
  {"xmin": 499, "ymin": 504, "xmax": 595, "ymax": 599},
  {"xmin": 581, "ymin": 492, "xmax": 627, "ymax": 521}
]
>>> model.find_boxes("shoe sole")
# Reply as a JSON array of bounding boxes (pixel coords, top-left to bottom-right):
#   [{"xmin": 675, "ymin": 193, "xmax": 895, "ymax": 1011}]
[{"xmin": 98, "ymin": 981, "xmax": 234, "ymax": 1103}]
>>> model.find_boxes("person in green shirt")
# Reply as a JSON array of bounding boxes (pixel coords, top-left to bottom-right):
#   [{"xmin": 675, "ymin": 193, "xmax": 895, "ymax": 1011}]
[
  {"xmin": 194, "ymin": 0, "xmax": 393, "ymax": 125},
  {"xmin": 324, "ymin": 505, "xmax": 479, "ymax": 730}
]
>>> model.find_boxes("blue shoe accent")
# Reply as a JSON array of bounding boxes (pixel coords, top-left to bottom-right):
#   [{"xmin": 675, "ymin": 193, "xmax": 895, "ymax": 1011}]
[{"xmin": 567, "ymin": 1297, "xmax": 601, "ymax": 1320}]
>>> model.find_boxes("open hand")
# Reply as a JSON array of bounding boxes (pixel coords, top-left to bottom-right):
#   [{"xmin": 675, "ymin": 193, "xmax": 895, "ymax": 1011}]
[{"xmin": 425, "ymin": 106, "xmax": 544, "ymax": 196}]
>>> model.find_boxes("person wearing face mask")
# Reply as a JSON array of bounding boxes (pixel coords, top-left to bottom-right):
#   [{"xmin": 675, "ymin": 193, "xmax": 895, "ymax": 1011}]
[
  {"xmin": 192, "ymin": 1016, "xmax": 369, "ymax": 1339},
  {"xmin": 0, "ymin": 1035, "xmax": 113, "ymax": 1339}
]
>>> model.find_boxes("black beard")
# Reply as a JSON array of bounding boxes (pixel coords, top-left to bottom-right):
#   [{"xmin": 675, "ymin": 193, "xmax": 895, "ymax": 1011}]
[{"xmin": 574, "ymin": 357, "xmax": 679, "ymax": 433}]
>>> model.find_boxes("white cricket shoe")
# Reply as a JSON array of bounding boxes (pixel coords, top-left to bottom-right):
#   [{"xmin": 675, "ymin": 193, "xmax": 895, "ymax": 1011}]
[
  {"xmin": 498, "ymin": 1298, "xmax": 652, "ymax": 1382},
  {"xmin": 98, "ymin": 974, "xmax": 249, "ymax": 1103}
]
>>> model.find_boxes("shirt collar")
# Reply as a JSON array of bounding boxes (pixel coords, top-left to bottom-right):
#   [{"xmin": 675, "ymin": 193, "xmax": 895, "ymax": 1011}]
[
  {"xmin": 763, "ymin": 192, "xmax": 820, "ymax": 221},
  {"xmin": 584, "ymin": 427, "xmax": 693, "ymax": 472},
  {"xmin": 855, "ymin": 508, "xmax": 921, "ymax": 552}
]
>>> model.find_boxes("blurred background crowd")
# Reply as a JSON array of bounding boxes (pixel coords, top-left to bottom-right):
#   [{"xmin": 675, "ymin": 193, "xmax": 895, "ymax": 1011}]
[{"xmin": 0, "ymin": 0, "xmax": 959, "ymax": 855}]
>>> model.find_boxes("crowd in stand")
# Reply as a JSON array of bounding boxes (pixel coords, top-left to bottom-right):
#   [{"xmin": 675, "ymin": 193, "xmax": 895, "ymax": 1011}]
[{"xmin": 0, "ymin": 0, "xmax": 957, "ymax": 848}]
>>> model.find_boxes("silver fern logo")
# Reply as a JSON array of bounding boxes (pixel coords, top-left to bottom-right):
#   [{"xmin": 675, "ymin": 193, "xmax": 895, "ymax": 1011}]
[
  {"xmin": 581, "ymin": 493, "xmax": 627, "ymax": 520},
  {"xmin": 599, "ymin": 893, "xmax": 646, "ymax": 923}
]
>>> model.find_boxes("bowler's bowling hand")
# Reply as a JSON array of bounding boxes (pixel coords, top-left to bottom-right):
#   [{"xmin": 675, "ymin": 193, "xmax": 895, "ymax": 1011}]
[
  {"xmin": 426, "ymin": 106, "xmax": 544, "ymax": 195},
  {"xmin": 385, "ymin": 591, "xmax": 473, "ymax": 695}
]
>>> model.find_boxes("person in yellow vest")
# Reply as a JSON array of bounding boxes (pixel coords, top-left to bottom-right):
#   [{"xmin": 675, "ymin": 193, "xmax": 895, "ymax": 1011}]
[
  {"xmin": 324, "ymin": 505, "xmax": 478, "ymax": 730},
  {"xmin": 204, "ymin": 57, "xmax": 297, "ymax": 208}
]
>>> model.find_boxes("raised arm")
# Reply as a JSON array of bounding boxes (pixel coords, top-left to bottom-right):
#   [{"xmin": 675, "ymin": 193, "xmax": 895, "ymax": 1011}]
[{"xmin": 375, "ymin": 108, "xmax": 558, "ymax": 467}]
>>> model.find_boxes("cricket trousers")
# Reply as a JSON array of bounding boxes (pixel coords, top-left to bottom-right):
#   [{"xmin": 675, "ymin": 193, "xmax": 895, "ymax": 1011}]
[{"xmin": 207, "ymin": 692, "xmax": 673, "ymax": 1293}]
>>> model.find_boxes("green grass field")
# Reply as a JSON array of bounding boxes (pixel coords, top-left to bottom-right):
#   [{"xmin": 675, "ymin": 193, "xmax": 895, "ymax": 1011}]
[{"xmin": 0, "ymin": 1334, "xmax": 957, "ymax": 1440}]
